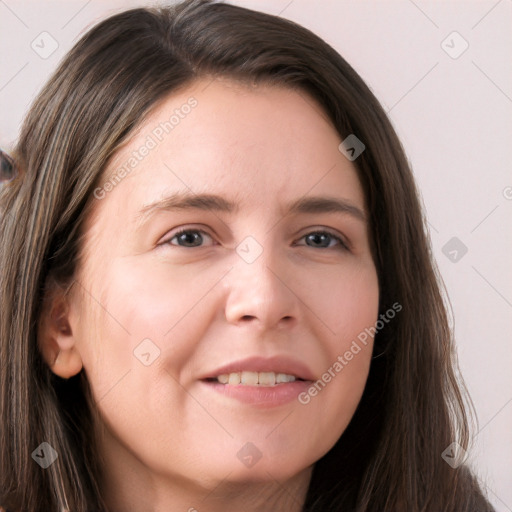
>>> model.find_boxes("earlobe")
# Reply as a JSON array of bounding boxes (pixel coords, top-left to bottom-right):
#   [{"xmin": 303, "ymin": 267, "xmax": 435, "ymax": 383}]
[
  {"xmin": 38, "ymin": 288, "xmax": 83, "ymax": 379},
  {"xmin": 51, "ymin": 346, "xmax": 83, "ymax": 379}
]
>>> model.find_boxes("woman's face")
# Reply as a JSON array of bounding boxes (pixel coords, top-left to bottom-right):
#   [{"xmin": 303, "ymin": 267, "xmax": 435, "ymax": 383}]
[{"xmin": 67, "ymin": 78, "xmax": 379, "ymax": 488}]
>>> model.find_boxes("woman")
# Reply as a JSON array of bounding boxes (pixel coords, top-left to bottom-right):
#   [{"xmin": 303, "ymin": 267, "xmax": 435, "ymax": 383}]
[{"xmin": 0, "ymin": 1, "xmax": 495, "ymax": 510}]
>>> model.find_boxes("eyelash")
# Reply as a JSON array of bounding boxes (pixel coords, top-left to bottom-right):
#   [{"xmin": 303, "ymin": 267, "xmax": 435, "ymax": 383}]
[{"xmin": 161, "ymin": 227, "xmax": 349, "ymax": 251}]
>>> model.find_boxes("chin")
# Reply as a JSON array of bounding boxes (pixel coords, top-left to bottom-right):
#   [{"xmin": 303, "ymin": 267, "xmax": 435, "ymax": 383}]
[{"xmin": 201, "ymin": 450, "xmax": 316, "ymax": 484}]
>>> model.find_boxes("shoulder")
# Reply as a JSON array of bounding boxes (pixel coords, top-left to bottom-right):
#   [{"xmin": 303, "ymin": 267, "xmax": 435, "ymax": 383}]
[{"xmin": 457, "ymin": 465, "xmax": 496, "ymax": 512}]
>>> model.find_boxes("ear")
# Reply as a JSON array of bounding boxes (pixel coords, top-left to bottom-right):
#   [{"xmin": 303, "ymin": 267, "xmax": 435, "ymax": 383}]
[{"xmin": 38, "ymin": 285, "xmax": 83, "ymax": 379}]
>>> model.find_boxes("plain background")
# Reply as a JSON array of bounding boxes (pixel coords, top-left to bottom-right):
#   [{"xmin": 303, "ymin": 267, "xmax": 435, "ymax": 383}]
[{"xmin": 1, "ymin": 0, "xmax": 510, "ymax": 509}]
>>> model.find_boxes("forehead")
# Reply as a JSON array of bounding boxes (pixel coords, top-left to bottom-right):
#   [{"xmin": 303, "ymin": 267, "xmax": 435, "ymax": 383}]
[{"xmin": 93, "ymin": 77, "xmax": 365, "ymax": 222}]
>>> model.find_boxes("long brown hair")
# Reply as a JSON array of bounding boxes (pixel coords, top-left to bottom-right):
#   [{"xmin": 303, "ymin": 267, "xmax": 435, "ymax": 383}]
[{"xmin": 0, "ymin": 1, "xmax": 494, "ymax": 510}]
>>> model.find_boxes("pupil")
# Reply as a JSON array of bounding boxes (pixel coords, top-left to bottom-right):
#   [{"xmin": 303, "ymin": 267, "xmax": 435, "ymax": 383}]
[
  {"xmin": 181, "ymin": 232, "xmax": 200, "ymax": 246},
  {"xmin": 309, "ymin": 233, "xmax": 328, "ymax": 247}
]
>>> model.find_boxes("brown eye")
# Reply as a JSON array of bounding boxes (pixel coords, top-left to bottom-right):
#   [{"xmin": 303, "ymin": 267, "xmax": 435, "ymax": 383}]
[{"xmin": 0, "ymin": 150, "xmax": 16, "ymax": 183}]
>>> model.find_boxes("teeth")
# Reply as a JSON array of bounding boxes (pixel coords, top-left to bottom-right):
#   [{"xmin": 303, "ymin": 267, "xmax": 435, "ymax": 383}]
[
  {"xmin": 241, "ymin": 371, "xmax": 259, "ymax": 385},
  {"xmin": 217, "ymin": 374, "xmax": 229, "ymax": 384},
  {"xmin": 215, "ymin": 371, "xmax": 297, "ymax": 386},
  {"xmin": 228, "ymin": 372, "xmax": 240, "ymax": 385},
  {"xmin": 258, "ymin": 371, "xmax": 275, "ymax": 386},
  {"xmin": 276, "ymin": 372, "xmax": 296, "ymax": 383}
]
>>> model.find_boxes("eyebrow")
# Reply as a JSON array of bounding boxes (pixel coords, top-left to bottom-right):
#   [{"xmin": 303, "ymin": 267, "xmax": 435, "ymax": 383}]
[{"xmin": 138, "ymin": 191, "xmax": 366, "ymax": 223}]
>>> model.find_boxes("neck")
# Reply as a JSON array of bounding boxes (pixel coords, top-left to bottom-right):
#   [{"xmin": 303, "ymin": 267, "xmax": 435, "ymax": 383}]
[
  {"xmin": 98, "ymin": 423, "xmax": 313, "ymax": 512},
  {"xmin": 102, "ymin": 461, "xmax": 313, "ymax": 512}
]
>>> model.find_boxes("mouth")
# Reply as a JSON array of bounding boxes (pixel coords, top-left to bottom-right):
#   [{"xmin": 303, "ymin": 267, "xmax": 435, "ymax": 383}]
[
  {"xmin": 204, "ymin": 371, "xmax": 305, "ymax": 387},
  {"xmin": 199, "ymin": 356, "xmax": 315, "ymax": 407}
]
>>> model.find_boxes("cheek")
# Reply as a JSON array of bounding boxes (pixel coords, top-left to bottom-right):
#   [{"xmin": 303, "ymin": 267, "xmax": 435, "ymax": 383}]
[
  {"xmin": 296, "ymin": 259, "xmax": 379, "ymax": 431},
  {"xmin": 307, "ymin": 257, "xmax": 380, "ymax": 347},
  {"xmin": 79, "ymin": 252, "xmax": 378, "ymax": 389},
  {"xmin": 75, "ymin": 257, "xmax": 219, "ymax": 385}
]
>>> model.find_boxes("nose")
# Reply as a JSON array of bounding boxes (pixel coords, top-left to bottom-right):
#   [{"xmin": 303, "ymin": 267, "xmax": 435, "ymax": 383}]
[{"xmin": 223, "ymin": 246, "xmax": 299, "ymax": 331}]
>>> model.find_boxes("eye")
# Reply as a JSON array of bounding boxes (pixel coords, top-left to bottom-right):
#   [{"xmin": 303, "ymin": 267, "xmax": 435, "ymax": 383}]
[
  {"xmin": 296, "ymin": 230, "xmax": 348, "ymax": 251},
  {"xmin": 159, "ymin": 228, "xmax": 349, "ymax": 251},
  {"xmin": 164, "ymin": 228, "xmax": 214, "ymax": 248}
]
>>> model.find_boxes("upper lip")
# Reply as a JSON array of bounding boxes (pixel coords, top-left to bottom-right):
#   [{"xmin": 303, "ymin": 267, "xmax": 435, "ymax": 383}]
[{"xmin": 201, "ymin": 356, "xmax": 316, "ymax": 381}]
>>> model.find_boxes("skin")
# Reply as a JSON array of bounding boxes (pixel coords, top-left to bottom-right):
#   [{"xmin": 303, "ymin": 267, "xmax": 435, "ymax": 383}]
[{"xmin": 40, "ymin": 77, "xmax": 379, "ymax": 512}]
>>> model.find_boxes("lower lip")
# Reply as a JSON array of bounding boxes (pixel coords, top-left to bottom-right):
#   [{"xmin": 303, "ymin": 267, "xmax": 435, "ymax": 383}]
[{"xmin": 201, "ymin": 380, "xmax": 312, "ymax": 407}]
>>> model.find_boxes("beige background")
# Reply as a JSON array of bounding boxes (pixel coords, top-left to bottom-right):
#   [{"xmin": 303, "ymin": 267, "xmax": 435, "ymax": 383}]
[{"xmin": 1, "ymin": 0, "xmax": 511, "ymax": 509}]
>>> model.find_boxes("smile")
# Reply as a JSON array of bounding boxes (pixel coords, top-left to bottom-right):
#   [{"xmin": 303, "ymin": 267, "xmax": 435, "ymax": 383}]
[{"xmin": 211, "ymin": 371, "xmax": 300, "ymax": 386}]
